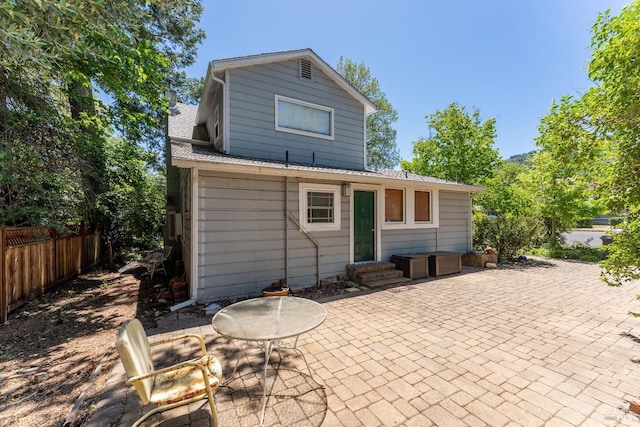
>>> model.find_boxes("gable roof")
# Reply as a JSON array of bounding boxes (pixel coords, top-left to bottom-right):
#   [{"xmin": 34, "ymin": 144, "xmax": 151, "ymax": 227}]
[
  {"xmin": 170, "ymin": 140, "xmax": 483, "ymax": 192},
  {"xmin": 196, "ymin": 49, "xmax": 377, "ymax": 125}
]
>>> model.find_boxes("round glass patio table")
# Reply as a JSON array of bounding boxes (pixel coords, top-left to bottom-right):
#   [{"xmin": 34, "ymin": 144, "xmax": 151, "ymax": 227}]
[
  {"xmin": 212, "ymin": 296, "xmax": 326, "ymax": 341},
  {"xmin": 212, "ymin": 297, "xmax": 326, "ymax": 425}
]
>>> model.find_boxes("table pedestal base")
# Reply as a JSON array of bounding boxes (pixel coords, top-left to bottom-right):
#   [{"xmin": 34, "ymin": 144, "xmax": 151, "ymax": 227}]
[{"xmin": 224, "ymin": 336, "xmax": 324, "ymax": 425}]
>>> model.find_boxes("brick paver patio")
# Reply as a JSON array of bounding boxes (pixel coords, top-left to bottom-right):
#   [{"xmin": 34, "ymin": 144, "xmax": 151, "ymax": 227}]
[{"xmin": 88, "ymin": 259, "xmax": 640, "ymax": 426}]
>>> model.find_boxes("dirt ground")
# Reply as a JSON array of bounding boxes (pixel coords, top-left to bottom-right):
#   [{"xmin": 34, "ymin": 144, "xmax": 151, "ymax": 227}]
[
  {"xmin": 0, "ymin": 259, "xmax": 174, "ymax": 427},
  {"xmin": 0, "ymin": 259, "xmax": 348, "ymax": 427}
]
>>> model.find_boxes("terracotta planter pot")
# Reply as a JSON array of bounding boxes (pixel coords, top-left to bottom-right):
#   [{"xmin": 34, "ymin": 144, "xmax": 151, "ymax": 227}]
[{"xmin": 262, "ymin": 288, "xmax": 289, "ymax": 297}]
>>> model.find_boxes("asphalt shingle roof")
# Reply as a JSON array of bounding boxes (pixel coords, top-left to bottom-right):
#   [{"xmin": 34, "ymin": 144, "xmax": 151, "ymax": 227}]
[
  {"xmin": 170, "ymin": 140, "xmax": 482, "ymax": 191},
  {"xmin": 168, "ymin": 103, "xmax": 198, "ymax": 139}
]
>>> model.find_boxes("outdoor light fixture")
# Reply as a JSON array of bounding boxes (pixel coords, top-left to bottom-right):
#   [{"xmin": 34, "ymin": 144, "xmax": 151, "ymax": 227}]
[{"xmin": 342, "ymin": 184, "xmax": 351, "ymax": 197}]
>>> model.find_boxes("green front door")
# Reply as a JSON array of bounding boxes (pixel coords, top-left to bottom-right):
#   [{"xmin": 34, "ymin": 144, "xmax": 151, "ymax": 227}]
[{"xmin": 354, "ymin": 190, "xmax": 375, "ymax": 262}]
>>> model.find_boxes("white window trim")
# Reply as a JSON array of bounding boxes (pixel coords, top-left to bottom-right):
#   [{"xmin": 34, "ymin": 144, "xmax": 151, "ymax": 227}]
[
  {"xmin": 384, "ymin": 188, "xmax": 406, "ymax": 224},
  {"xmin": 299, "ymin": 183, "xmax": 341, "ymax": 231},
  {"xmin": 382, "ymin": 187, "xmax": 439, "ymax": 230},
  {"xmin": 275, "ymin": 95, "xmax": 334, "ymax": 140}
]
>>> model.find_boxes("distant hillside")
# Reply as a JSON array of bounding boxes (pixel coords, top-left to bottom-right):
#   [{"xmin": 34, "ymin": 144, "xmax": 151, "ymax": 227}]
[{"xmin": 507, "ymin": 150, "xmax": 537, "ymax": 165}]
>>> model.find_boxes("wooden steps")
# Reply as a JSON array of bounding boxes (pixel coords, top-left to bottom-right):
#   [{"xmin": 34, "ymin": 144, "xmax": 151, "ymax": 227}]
[{"xmin": 346, "ymin": 262, "xmax": 411, "ymax": 289}]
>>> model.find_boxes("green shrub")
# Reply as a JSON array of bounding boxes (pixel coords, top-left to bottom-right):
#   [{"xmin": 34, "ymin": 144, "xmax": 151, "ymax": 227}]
[
  {"xmin": 529, "ymin": 242, "xmax": 601, "ymax": 262},
  {"xmin": 575, "ymin": 218, "xmax": 593, "ymax": 228},
  {"xmin": 473, "ymin": 212, "xmax": 545, "ymax": 258},
  {"xmin": 609, "ymin": 217, "xmax": 624, "ymax": 227}
]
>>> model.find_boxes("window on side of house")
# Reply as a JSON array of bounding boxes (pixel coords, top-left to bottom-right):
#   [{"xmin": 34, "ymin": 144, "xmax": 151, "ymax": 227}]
[
  {"xmin": 275, "ymin": 95, "xmax": 334, "ymax": 140},
  {"xmin": 213, "ymin": 105, "xmax": 220, "ymax": 142},
  {"xmin": 415, "ymin": 190, "xmax": 431, "ymax": 222},
  {"xmin": 385, "ymin": 188, "xmax": 404, "ymax": 223},
  {"xmin": 299, "ymin": 183, "xmax": 341, "ymax": 231},
  {"xmin": 308, "ymin": 191, "xmax": 333, "ymax": 223}
]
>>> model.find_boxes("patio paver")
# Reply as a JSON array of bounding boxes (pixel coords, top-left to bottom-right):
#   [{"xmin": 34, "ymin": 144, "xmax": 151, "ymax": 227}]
[{"xmin": 87, "ymin": 259, "xmax": 640, "ymax": 426}]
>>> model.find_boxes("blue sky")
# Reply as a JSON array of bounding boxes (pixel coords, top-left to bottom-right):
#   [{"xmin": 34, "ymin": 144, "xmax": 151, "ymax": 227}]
[{"xmin": 185, "ymin": 0, "xmax": 628, "ymax": 161}]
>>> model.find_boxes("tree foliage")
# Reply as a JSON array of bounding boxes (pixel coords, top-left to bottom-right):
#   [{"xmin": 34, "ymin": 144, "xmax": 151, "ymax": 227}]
[
  {"xmin": 173, "ymin": 75, "xmax": 205, "ymax": 105},
  {"xmin": 336, "ymin": 57, "xmax": 400, "ymax": 169},
  {"xmin": 522, "ymin": 97, "xmax": 602, "ymax": 245},
  {"xmin": 401, "ymin": 103, "xmax": 501, "ymax": 185},
  {"xmin": 473, "ymin": 162, "xmax": 544, "ymax": 257},
  {"xmin": 586, "ymin": 1, "xmax": 640, "ymax": 287},
  {"xmin": 476, "ymin": 162, "xmax": 533, "ymax": 217},
  {"xmin": 0, "ymin": 0, "xmax": 204, "ymax": 254},
  {"xmin": 96, "ymin": 138, "xmax": 166, "ymax": 254}
]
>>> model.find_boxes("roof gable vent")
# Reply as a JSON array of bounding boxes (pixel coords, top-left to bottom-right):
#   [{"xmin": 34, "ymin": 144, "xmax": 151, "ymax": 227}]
[{"xmin": 299, "ymin": 58, "xmax": 312, "ymax": 80}]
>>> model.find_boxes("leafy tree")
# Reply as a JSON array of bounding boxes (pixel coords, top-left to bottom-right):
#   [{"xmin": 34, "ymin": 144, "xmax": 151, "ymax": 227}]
[
  {"xmin": 401, "ymin": 103, "xmax": 501, "ymax": 185},
  {"xmin": 473, "ymin": 162, "xmax": 544, "ymax": 257},
  {"xmin": 336, "ymin": 57, "xmax": 400, "ymax": 169},
  {"xmin": 96, "ymin": 138, "xmax": 166, "ymax": 256},
  {"xmin": 173, "ymin": 75, "xmax": 205, "ymax": 105},
  {"xmin": 585, "ymin": 1, "xmax": 640, "ymax": 288},
  {"xmin": 476, "ymin": 162, "xmax": 533, "ymax": 217},
  {"xmin": 0, "ymin": 0, "xmax": 204, "ymax": 254},
  {"xmin": 522, "ymin": 97, "xmax": 601, "ymax": 246}
]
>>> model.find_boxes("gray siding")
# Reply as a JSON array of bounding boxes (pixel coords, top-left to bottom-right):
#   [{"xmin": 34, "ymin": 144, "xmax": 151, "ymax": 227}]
[
  {"xmin": 226, "ymin": 60, "xmax": 366, "ymax": 170},
  {"xmin": 381, "ymin": 229, "xmax": 438, "ymax": 260},
  {"xmin": 437, "ymin": 191, "xmax": 472, "ymax": 252},
  {"xmin": 380, "ymin": 190, "xmax": 471, "ymax": 258},
  {"xmin": 196, "ymin": 171, "xmax": 350, "ymax": 301}
]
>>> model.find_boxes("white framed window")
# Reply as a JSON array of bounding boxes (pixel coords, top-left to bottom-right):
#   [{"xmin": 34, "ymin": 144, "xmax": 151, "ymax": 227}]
[
  {"xmin": 299, "ymin": 183, "xmax": 341, "ymax": 231},
  {"xmin": 414, "ymin": 190, "xmax": 431, "ymax": 222},
  {"xmin": 275, "ymin": 95, "xmax": 334, "ymax": 140},
  {"xmin": 383, "ymin": 187, "xmax": 437, "ymax": 229},
  {"xmin": 385, "ymin": 188, "xmax": 405, "ymax": 223}
]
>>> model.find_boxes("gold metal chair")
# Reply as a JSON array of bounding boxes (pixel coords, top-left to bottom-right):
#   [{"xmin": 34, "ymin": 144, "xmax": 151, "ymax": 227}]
[{"xmin": 116, "ymin": 318, "xmax": 222, "ymax": 427}]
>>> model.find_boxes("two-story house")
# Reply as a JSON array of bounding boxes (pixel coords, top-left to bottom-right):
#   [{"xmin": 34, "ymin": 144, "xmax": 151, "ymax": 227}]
[{"xmin": 166, "ymin": 49, "xmax": 480, "ymax": 301}]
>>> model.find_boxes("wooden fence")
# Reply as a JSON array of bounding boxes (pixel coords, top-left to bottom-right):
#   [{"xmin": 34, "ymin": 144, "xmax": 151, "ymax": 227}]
[{"xmin": 1, "ymin": 224, "xmax": 101, "ymax": 323}]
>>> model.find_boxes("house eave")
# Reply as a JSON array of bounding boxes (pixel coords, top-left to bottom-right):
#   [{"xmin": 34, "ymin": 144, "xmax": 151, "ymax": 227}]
[{"xmin": 171, "ymin": 147, "xmax": 482, "ymax": 193}]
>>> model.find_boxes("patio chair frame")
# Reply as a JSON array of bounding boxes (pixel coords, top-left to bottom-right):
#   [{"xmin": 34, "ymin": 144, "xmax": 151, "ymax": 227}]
[
  {"xmin": 148, "ymin": 246, "xmax": 172, "ymax": 279},
  {"xmin": 116, "ymin": 318, "xmax": 220, "ymax": 427}
]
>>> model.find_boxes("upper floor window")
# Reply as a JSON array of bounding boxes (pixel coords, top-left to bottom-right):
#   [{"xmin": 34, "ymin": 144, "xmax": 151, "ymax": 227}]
[{"xmin": 275, "ymin": 95, "xmax": 334, "ymax": 140}]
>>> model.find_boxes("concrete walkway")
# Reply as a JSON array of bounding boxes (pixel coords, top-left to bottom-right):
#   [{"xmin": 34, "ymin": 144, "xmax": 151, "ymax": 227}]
[{"xmin": 87, "ymin": 259, "xmax": 640, "ymax": 426}]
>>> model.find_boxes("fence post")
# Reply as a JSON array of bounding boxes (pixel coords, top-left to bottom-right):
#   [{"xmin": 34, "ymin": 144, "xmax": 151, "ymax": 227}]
[
  {"xmin": 53, "ymin": 228, "xmax": 58, "ymax": 286},
  {"xmin": 80, "ymin": 221, "xmax": 85, "ymax": 273},
  {"xmin": 1, "ymin": 223, "xmax": 7, "ymax": 323}
]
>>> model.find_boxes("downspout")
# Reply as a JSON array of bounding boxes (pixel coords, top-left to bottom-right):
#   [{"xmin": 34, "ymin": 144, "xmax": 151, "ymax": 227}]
[
  {"xmin": 468, "ymin": 193, "xmax": 473, "ymax": 252},
  {"xmin": 288, "ymin": 213, "xmax": 320, "ymax": 287},
  {"xmin": 284, "ymin": 176, "xmax": 289, "ymax": 285},
  {"xmin": 209, "ymin": 69, "xmax": 228, "ymax": 153},
  {"xmin": 190, "ymin": 167, "xmax": 199, "ymax": 300}
]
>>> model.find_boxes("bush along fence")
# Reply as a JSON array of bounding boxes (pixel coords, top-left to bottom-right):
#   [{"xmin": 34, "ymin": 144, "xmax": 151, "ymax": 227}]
[{"xmin": 0, "ymin": 223, "xmax": 101, "ymax": 323}]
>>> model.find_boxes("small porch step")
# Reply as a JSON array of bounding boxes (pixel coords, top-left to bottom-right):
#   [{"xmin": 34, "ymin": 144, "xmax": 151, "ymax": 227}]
[
  {"xmin": 357, "ymin": 269, "xmax": 405, "ymax": 284},
  {"xmin": 346, "ymin": 262, "xmax": 408, "ymax": 286},
  {"xmin": 363, "ymin": 276, "xmax": 412, "ymax": 289}
]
